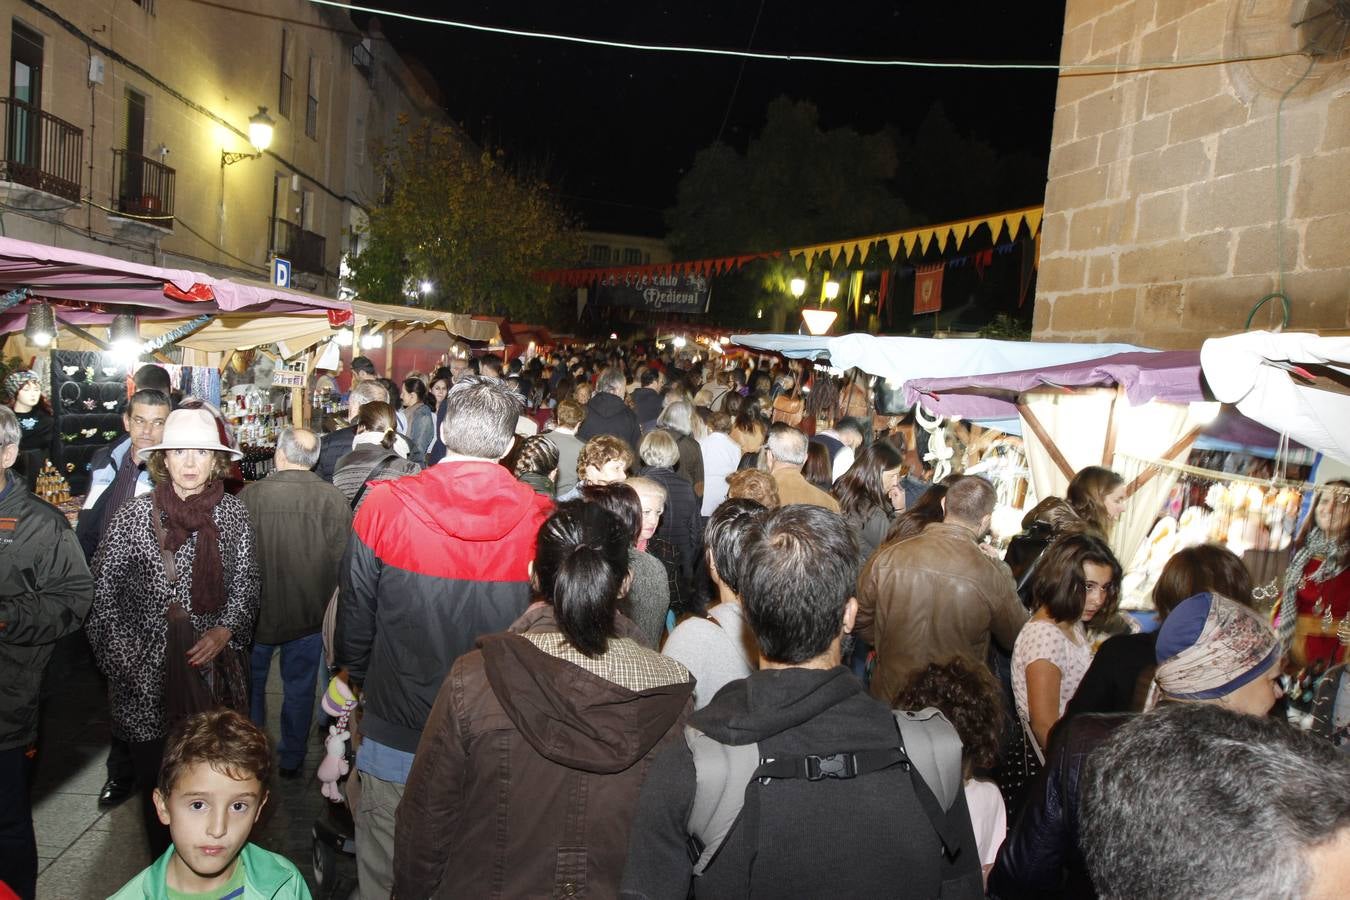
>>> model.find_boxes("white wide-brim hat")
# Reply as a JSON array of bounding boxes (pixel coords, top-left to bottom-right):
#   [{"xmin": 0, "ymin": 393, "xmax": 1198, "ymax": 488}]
[{"xmin": 135, "ymin": 408, "xmax": 243, "ymax": 462}]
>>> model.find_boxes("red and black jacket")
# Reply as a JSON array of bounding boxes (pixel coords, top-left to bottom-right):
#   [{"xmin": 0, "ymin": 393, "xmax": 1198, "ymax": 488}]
[{"xmin": 336, "ymin": 460, "xmax": 553, "ymax": 753}]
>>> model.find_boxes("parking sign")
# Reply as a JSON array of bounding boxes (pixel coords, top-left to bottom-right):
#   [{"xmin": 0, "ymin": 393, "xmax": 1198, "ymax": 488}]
[{"xmin": 273, "ymin": 257, "xmax": 292, "ymax": 288}]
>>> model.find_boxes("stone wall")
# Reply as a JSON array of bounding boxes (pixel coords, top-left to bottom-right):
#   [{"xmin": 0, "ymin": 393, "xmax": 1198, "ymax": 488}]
[{"xmin": 1034, "ymin": 0, "xmax": 1350, "ymax": 348}]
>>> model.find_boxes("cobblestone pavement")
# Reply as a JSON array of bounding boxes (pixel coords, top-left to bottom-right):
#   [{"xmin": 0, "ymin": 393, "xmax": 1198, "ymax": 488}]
[{"xmin": 31, "ymin": 633, "xmax": 358, "ymax": 899}]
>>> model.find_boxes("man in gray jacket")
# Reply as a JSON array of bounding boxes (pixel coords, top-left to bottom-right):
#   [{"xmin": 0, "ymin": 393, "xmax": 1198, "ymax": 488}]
[
  {"xmin": 0, "ymin": 406, "xmax": 94, "ymax": 898},
  {"xmin": 240, "ymin": 427, "xmax": 351, "ymax": 777}
]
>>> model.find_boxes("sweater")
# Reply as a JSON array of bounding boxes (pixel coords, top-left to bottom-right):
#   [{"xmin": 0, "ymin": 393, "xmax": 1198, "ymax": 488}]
[
  {"xmin": 109, "ymin": 843, "xmax": 310, "ymax": 899},
  {"xmin": 660, "ymin": 602, "xmax": 756, "ymax": 709}
]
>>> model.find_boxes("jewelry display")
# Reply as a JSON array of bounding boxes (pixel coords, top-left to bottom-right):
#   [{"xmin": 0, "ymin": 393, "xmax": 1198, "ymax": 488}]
[{"xmin": 58, "ymin": 381, "xmax": 81, "ymax": 409}]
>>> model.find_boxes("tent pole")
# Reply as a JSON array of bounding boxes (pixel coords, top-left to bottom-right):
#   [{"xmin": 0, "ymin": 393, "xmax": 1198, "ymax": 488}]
[
  {"xmin": 1017, "ymin": 397, "xmax": 1076, "ymax": 483},
  {"xmin": 1122, "ymin": 424, "xmax": 1204, "ymax": 499},
  {"xmin": 1101, "ymin": 385, "xmax": 1124, "ymax": 467}
]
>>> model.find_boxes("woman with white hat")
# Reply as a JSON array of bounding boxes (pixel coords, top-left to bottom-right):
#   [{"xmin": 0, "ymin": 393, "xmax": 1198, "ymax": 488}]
[{"xmin": 85, "ymin": 407, "xmax": 260, "ymax": 857}]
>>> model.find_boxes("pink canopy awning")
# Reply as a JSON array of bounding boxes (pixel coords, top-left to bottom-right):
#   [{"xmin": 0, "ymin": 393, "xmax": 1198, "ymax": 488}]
[{"xmin": 0, "ymin": 234, "xmax": 342, "ymax": 332}]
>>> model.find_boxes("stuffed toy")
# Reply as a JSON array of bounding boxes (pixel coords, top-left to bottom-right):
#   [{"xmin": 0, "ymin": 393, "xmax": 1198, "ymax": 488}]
[{"xmin": 316, "ymin": 675, "xmax": 358, "ymax": 803}]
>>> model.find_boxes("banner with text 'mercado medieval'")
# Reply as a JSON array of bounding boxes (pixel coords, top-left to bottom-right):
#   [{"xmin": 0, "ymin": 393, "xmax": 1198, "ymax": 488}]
[{"xmin": 592, "ymin": 272, "xmax": 711, "ymax": 314}]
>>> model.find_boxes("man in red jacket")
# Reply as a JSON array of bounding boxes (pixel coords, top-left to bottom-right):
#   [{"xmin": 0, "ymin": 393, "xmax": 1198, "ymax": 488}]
[{"xmin": 336, "ymin": 375, "xmax": 552, "ymax": 899}]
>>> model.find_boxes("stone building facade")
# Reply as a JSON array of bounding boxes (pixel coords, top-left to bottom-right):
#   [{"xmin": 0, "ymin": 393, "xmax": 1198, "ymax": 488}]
[
  {"xmin": 1034, "ymin": 0, "xmax": 1350, "ymax": 348},
  {"xmin": 0, "ymin": 0, "xmax": 448, "ymax": 295}
]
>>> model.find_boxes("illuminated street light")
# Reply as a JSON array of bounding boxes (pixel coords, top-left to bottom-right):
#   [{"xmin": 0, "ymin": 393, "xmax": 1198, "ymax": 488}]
[
  {"xmin": 801, "ymin": 309, "xmax": 838, "ymax": 335},
  {"xmin": 823, "ymin": 280, "xmax": 840, "ymax": 301},
  {"xmin": 672, "ymin": 336, "xmax": 687, "ymax": 349},
  {"xmin": 222, "ymin": 106, "xmax": 275, "ymax": 166},
  {"xmin": 420, "ymin": 280, "xmax": 433, "ymax": 295},
  {"xmin": 789, "ymin": 277, "xmax": 807, "ymax": 298}
]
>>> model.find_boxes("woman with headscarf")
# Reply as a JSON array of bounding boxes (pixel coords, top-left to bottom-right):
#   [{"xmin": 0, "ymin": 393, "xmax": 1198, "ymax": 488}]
[
  {"xmin": 392, "ymin": 502, "xmax": 693, "ymax": 897},
  {"xmin": 989, "ymin": 591, "xmax": 1282, "ymax": 900},
  {"xmin": 85, "ymin": 408, "xmax": 259, "ymax": 855},
  {"xmin": 1065, "ymin": 543, "xmax": 1253, "ymax": 718}
]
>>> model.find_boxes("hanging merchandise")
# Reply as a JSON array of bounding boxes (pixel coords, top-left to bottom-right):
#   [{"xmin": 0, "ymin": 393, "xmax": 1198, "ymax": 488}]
[{"xmin": 914, "ymin": 263, "xmax": 945, "ymax": 315}]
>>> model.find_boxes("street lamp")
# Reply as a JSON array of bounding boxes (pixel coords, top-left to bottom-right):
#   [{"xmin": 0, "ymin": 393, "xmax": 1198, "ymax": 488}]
[
  {"xmin": 801, "ymin": 308, "xmax": 838, "ymax": 336},
  {"xmin": 789, "ymin": 277, "xmax": 807, "ymax": 299},
  {"xmin": 23, "ymin": 301, "xmax": 55, "ymax": 347},
  {"xmin": 222, "ymin": 106, "xmax": 275, "ymax": 166},
  {"xmin": 823, "ymin": 280, "xmax": 840, "ymax": 301}
]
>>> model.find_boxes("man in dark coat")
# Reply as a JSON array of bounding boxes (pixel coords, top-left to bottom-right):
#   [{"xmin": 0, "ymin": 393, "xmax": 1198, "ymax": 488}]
[
  {"xmin": 621, "ymin": 505, "xmax": 982, "ymax": 899},
  {"xmin": 240, "ymin": 427, "xmax": 351, "ymax": 777},
  {"xmin": 630, "ymin": 368, "xmax": 664, "ymax": 426},
  {"xmin": 0, "ymin": 406, "xmax": 94, "ymax": 898},
  {"xmin": 315, "ymin": 379, "xmax": 387, "ymax": 482},
  {"xmin": 577, "ymin": 367, "xmax": 641, "ymax": 456}
]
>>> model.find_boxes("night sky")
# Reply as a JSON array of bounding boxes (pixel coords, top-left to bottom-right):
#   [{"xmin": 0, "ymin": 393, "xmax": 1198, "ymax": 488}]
[{"xmin": 353, "ymin": 2, "xmax": 1066, "ymax": 237}]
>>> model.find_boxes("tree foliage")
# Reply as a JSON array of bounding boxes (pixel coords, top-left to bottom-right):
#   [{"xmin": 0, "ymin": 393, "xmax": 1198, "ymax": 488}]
[
  {"xmin": 666, "ymin": 97, "xmax": 910, "ymax": 258},
  {"xmin": 346, "ymin": 118, "xmax": 582, "ymax": 322}
]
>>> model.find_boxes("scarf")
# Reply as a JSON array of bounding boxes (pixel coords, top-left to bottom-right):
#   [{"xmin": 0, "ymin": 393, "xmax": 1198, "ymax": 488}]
[
  {"xmin": 1278, "ymin": 527, "xmax": 1345, "ymax": 650},
  {"xmin": 1155, "ymin": 592, "xmax": 1278, "ymax": 701},
  {"xmin": 154, "ymin": 479, "xmax": 226, "ymax": 614}
]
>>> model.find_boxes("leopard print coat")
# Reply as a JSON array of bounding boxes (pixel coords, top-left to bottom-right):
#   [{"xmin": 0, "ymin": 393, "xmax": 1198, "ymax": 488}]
[{"xmin": 85, "ymin": 491, "xmax": 260, "ymax": 743}]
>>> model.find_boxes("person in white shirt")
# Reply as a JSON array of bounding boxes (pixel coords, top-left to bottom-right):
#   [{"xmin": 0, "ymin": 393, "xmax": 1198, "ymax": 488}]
[
  {"xmin": 813, "ymin": 418, "xmax": 865, "ymax": 483},
  {"xmin": 697, "ymin": 411, "xmax": 742, "ymax": 517}
]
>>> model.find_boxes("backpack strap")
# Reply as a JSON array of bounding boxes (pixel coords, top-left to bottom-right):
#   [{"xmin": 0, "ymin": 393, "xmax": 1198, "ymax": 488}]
[
  {"xmin": 350, "ymin": 453, "xmax": 401, "ymax": 510},
  {"xmin": 685, "ymin": 726, "xmax": 761, "ymax": 876},
  {"xmin": 892, "ymin": 707, "xmax": 963, "ymax": 812},
  {"xmin": 684, "ymin": 708, "xmax": 967, "ymax": 879}
]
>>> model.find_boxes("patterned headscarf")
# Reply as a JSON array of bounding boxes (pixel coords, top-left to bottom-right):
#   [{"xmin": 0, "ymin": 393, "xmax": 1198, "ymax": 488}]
[
  {"xmin": 3, "ymin": 369, "xmax": 38, "ymax": 402},
  {"xmin": 1155, "ymin": 592, "xmax": 1279, "ymax": 700}
]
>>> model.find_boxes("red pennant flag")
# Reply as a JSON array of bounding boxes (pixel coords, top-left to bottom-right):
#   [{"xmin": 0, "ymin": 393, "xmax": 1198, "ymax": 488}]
[
  {"xmin": 326, "ymin": 309, "xmax": 353, "ymax": 327},
  {"xmin": 974, "ymin": 248, "xmax": 994, "ymax": 280},
  {"xmin": 877, "ymin": 270, "xmax": 891, "ymax": 314},
  {"xmin": 913, "ymin": 264, "xmax": 944, "ymax": 315}
]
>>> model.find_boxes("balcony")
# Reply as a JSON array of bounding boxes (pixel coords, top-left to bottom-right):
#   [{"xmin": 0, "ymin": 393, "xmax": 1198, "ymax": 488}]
[
  {"xmin": 0, "ymin": 97, "xmax": 82, "ymax": 202},
  {"xmin": 271, "ymin": 217, "xmax": 326, "ymax": 275},
  {"xmin": 112, "ymin": 149, "xmax": 175, "ymax": 230}
]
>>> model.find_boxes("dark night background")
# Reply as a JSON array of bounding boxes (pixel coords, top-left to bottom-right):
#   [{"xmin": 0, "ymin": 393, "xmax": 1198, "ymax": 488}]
[{"xmin": 354, "ymin": 2, "xmax": 1067, "ymax": 237}]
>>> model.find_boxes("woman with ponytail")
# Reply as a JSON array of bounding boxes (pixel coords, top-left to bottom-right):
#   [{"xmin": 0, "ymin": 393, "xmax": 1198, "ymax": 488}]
[
  {"xmin": 395, "ymin": 502, "xmax": 694, "ymax": 897},
  {"xmin": 331, "ymin": 400, "xmax": 420, "ymax": 509}
]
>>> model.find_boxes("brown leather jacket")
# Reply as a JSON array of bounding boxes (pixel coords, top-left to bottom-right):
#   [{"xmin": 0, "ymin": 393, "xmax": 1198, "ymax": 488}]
[
  {"xmin": 856, "ymin": 522, "xmax": 1027, "ymax": 703},
  {"xmin": 393, "ymin": 605, "xmax": 694, "ymax": 899}
]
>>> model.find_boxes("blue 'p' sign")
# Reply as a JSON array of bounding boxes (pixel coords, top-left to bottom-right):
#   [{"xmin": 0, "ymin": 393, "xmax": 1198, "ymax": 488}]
[{"xmin": 273, "ymin": 257, "xmax": 292, "ymax": 288}]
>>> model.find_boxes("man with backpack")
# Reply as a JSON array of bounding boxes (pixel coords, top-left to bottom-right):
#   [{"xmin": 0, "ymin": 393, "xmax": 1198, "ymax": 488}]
[{"xmin": 621, "ymin": 504, "xmax": 983, "ymax": 899}]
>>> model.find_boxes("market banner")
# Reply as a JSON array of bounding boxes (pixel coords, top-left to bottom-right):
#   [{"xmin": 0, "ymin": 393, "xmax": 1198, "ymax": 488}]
[
  {"xmin": 592, "ymin": 271, "xmax": 711, "ymax": 314},
  {"xmin": 914, "ymin": 264, "xmax": 944, "ymax": 315}
]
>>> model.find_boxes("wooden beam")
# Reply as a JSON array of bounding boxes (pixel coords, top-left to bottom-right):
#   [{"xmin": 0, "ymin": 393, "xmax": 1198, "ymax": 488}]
[
  {"xmin": 1122, "ymin": 423, "xmax": 1204, "ymax": 499},
  {"xmin": 1017, "ymin": 398, "xmax": 1076, "ymax": 483},
  {"xmin": 1101, "ymin": 384, "xmax": 1124, "ymax": 467}
]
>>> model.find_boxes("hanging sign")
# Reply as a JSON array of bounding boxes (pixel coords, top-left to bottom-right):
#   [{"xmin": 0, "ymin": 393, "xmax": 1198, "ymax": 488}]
[
  {"xmin": 592, "ymin": 272, "xmax": 711, "ymax": 314},
  {"xmin": 271, "ymin": 361, "xmax": 308, "ymax": 389}
]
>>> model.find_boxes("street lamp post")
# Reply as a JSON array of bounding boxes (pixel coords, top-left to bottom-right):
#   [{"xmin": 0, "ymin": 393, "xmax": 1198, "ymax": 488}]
[{"xmin": 221, "ymin": 106, "xmax": 276, "ymax": 166}]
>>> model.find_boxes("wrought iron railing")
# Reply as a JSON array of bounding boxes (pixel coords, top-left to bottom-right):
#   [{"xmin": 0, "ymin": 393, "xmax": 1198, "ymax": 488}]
[
  {"xmin": 270, "ymin": 217, "xmax": 326, "ymax": 275},
  {"xmin": 112, "ymin": 149, "xmax": 175, "ymax": 228},
  {"xmin": 0, "ymin": 97, "xmax": 82, "ymax": 202}
]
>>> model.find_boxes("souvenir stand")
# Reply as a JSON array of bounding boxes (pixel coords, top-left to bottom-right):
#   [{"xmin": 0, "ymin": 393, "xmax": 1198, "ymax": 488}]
[
  {"xmin": 901, "ymin": 340, "xmax": 1347, "ymax": 618},
  {"xmin": 0, "ymin": 235, "xmax": 344, "ymax": 496}
]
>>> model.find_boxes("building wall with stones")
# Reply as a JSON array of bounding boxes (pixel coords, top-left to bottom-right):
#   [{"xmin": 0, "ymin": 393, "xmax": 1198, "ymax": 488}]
[{"xmin": 1034, "ymin": 0, "xmax": 1350, "ymax": 348}]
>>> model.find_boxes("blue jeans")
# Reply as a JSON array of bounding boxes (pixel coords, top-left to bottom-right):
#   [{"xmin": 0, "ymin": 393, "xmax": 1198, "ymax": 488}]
[
  {"xmin": 0, "ymin": 746, "xmax": 35, "ymax": 900},
  {"xmin": 250, "ymin": 632, "xmax": 323, "ymax": 770}
]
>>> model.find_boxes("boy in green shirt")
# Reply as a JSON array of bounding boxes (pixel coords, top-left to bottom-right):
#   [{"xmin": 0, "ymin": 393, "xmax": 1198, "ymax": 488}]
[{"xmin": 110, "ymin": 710, "xmax": 310, "ymax": 899}]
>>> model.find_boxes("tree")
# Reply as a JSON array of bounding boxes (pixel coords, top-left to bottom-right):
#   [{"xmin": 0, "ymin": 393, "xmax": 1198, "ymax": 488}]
[
  {"xmin": 346, "ymin": 118, "xmax": 582, "ymax": 323},
  {"xmin": 665, "ymin": 98, "xmax": 913, "ymax": 326}
]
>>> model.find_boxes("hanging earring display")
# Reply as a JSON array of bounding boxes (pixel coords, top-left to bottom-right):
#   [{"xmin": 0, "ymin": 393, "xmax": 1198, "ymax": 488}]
[
  {"xmin": 1322, "ymin": 606, "xmax": 1335, "ymax": 632},
  {"xmin": 1338, "ymin": 614, "xmax": 1350, "ymax": 647}
]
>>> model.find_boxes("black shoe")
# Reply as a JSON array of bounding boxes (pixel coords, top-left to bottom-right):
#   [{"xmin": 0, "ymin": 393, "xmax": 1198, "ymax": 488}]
[
  {"xmin": 98, "ymin": 777, "xmax": 135, "ymax": 808},
  {"xmin": 279, "ymin": 766, "xmax": 302, "ymax": 780}
]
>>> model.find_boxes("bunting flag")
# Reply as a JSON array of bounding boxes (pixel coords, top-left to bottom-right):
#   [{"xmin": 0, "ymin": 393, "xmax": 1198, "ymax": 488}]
[
  {"xmin": 914, "ymin": 264, "xmax": 944, "ymax": 315},
  {"xmin": 533, "ymin": 205, "xmax": 1042, "ymax": 287},
  {"xmin": 876, "ymin": 270, "xmax": 891, "ymax": 315},
  {"xmin": 974, "ymin": 248, "xmax": 994, "ymax": 280}
]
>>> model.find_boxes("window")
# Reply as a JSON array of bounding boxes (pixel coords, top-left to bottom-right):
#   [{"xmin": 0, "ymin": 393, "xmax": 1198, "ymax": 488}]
[
  {"xmin": 305, "ymin": 56, "xmax": 319, "ymax": 139},
  {"xmin": 278, "ymin": 30, "xmax": 292, "ymax": 119},
  {"xmin": 622, "ymin": 247, "xmax": 641, "ymax": 265},
  {"xmin": 589, "ymin": 244, "xmax": 611, "ymax": 264},
  {"xmin": 301, "ymin": 189, "xmax": 314, "ymax": 231},
  {"xmin": 9, "ymin": 22, "xmax": 43, "ymax": 166}
]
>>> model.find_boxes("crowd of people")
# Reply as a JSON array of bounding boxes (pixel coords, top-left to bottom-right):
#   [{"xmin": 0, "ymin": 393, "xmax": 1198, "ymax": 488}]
[{"xmin": 1, "ymin": 341, "xmax": 1348, "ymax": 900}]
